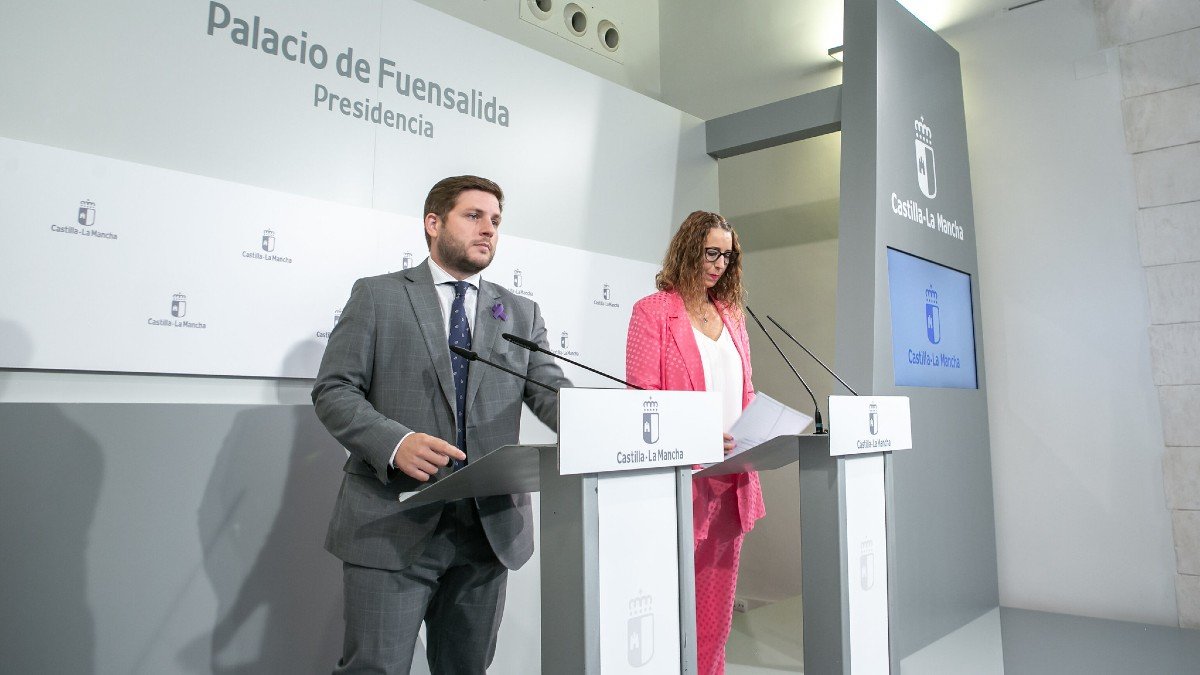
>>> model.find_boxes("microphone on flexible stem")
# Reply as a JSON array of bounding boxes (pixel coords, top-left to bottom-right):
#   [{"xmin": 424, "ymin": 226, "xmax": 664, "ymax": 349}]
[
  {"xmin": 744, "ymin": 306, "xmax": 826, "ymax": 435},
  {"xmin": 765, "ymin": 315, "xmax": 859, "ymax": 396},
  {"xmin": 501, "ymin": 332, "xmax": 643, "ymax": 390},
  {"xmin": 450, "ymin": 345, "xmax": 559, "ymax": 392}
]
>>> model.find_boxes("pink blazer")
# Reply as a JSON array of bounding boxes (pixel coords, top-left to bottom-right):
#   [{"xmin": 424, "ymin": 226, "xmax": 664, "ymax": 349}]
[{"xmin": 625, "ymin": 290, "xmax": 765, "ymax": 537}]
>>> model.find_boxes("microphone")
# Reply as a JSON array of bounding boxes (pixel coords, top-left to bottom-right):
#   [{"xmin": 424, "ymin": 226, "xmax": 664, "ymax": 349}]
[
  {"xmin": 765, "ymin": 315, "xmax": 859, "ymax": 396},
  {"xmin": 744, "ymin": 306, "xmax": 825, "ymax": 434},
  {"xmin": 501, "ymin": 332, "xmax": 643, "ymax": 390},
  {"xmin": 449, "ymin": 345, "xmax": 559, "ymax": 392}
]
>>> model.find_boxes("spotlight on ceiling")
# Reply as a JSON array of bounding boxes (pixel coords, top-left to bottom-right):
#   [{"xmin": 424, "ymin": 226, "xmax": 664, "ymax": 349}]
[{"xmin": 827, "ymin": 45, "xmax": 844, "ymax": 62}]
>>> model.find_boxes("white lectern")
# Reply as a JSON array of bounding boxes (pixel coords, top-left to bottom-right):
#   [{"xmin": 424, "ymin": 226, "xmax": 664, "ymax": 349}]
[
  {"xmin": 399, "ymin": 389, "xmax": 723, "ymax": 674},
  {"xmin": 694, "ymin": 395, "xmax": 911, "ymax": 675}
]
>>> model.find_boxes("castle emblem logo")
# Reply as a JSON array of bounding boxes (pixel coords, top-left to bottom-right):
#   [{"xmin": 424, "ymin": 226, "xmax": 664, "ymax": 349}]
[
  {"xmin": 868, "ymin": 403, "xmax": 879, "ymax": 436},
  {"xmin": 860, "ymin": 540, "xmax": 875, "ymax": 590},
  {"xmin": 925, "ymin": 285, "xmax": 941, "ymax": 345},
  {"xmin": 77, "ymin": 200, "xmax": 96, "ymax": 227},
  {"xmin": 627, "ymin": 591, "xmax": 655, "ymax": 667},
  {"xmin": 171, "ymin": 293, "xmax": 187, "ymax": 318},
  {"xmin": 334, "ymin": 309, "xmax": 342, "ymax": 325},
  {"xmin": 261, "ymin": 229, "xmax": 276, "ymax": 253},
  {"xmin": 915, "ymin": 116, "xmax": 937, "ymax": 199},
  {"xmin": 402, "ymin": 251, "xmax": 414, "ymax": 269},
  {"xmin": 513, "ymin": 268, "xmax": 523, "ymax": 288},
  {"xmin": 602, "ymin": 283, "xmax": 611, "ymax": 301},
  {"xmin": 642, "ymin": 398, "xmax": 659, "ymax": 444}
]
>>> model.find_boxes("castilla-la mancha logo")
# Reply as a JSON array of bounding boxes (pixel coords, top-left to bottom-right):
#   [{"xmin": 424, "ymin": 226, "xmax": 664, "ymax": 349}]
[
  {"xmin": 78, "ymin": 200, "xmax": 96, "ymax": 226},
  {"xmin": 642, "ymin": 398, "xmax": 660, "ymax": 444},
  {"xmin": 560, "ymin": 330, "xmax": 569, "ymax": 350},
  {"xmin": 513, "ymin": 268, "xmax": 523, "ymax": 288},
  {"xmin": 402, "ymin": 251, "xmax": 414, "ymax": 269},
  {"xmin": 602, "ymin": 284, "xmax": 611, "ymax": 301},
  {"xmin": 171, "ymin": 293, "xmax": 187, "ymax": 318},
  {"xmin": 860, "ymin": 540, "xmax": 875, "ymax": 590},
  {"xmin": 868, "ymin": 403, "xmax": 879, "ymax": 436},
  {"xmin": 261, "ymin": 229, "xmax": 275, "ymax": 252},
  {"xmin": 925, "ymin": 285, "xmax": 941, "ymax": 345},
  {"xmin": 627, "ymin": 591, "xmax": 655, "ymax": 667},
  {"xmin": 914, "ymin": 116, "xmax": 936, "ymax": 199}
]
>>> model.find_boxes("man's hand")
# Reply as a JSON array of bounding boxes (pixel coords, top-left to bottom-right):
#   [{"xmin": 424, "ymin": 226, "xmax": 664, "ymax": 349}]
[
  {"xmin": 393, "ymin": 433, "xmax": 467, "ymax": 481},
  {"xmin": 723, "ymin": 433, "xmax": 736, "ymax": 454}
]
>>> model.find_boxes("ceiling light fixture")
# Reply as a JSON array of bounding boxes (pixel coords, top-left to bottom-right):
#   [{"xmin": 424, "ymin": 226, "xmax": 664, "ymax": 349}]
[{"xmin": 827, "ymin": 45, "xmax": 844, "ymax": 62}]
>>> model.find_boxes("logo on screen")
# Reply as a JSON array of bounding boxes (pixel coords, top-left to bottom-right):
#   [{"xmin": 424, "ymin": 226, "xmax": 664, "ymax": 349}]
[
  {"xmin": 914, "ymin": 117, "xmax": 936, "ymax": 199},
  {"xmin": 402, "ymin": 251, "xmax": 414, "ymax": 270},
  {"xmin": 513, "ymin": 268, "xmax": 523, "ymax": 288},
  {"xmin": 868, "ymin": 403, "xmax": 879, "ymax": 435},
  {"xmin": 77, "ymin": 200, "xmax": 96, "ymax": 227},
  {"xmin": 925, "ymin": 285, "xmax": 941, "ymax": 345},
  {"xmin": 171, "ymin": 293, "xmax": 187, "ymax": 318},
  {"xmin": 642, "ymin": 398, "xmax": 660, "ymax": 444},
  {"xmin": 860, "ymin": 540, "xmax": 875, "ymax": 590},
  {"xmin": 261, "ymin": 229, "xmax": 276, "ymax": 252},
  {"xmin": 627, "ymin": 591, "xmax": 655, "ymax": 667}
]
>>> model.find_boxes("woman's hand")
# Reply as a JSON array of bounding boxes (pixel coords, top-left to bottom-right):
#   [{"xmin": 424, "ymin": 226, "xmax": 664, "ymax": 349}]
[{"xmin": 723, "ymin": 433, "xmax": 736, "ymax": 454}]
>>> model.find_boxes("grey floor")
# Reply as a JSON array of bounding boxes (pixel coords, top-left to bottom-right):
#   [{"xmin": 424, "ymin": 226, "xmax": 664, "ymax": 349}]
[{"xmin": 725, "ymin": 598, "xmax": 1200, "ymax": 675}]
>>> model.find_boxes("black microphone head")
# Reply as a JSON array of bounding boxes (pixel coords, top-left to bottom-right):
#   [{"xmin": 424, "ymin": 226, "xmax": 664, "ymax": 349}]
[
  {"xmin": 449, "ymin": 345, "xmax": 478, "ymax": 361},
  {"xmin": 501, "ymin": 332, "xmax": 540, "ymax": 351}
]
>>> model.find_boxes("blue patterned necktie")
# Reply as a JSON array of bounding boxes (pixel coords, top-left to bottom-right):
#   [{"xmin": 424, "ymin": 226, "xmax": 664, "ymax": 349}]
[{"xmin": 447, "ymin": 280, "xmax": 472, "ymax": 468}]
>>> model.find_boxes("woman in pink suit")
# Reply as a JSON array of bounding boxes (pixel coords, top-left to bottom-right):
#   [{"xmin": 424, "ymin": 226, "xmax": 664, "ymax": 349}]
[{"xmin": 625, "ymin": 210, "xmax": 764, "ymax": 675}]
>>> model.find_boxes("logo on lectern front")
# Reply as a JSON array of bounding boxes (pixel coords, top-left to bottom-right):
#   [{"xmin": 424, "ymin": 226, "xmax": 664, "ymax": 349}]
[
  {"xmin": 869, "ymin": 403, "xmax": 879, "ymax": 436},
  {"xmin": 642, "ymin": 398, "xmax": 659, "ymax": 444},
  {"xmin": 915, "ymin": 116, "xmax": 936, "ymax": 199},
  {"xmin": 627, "ymin": 591, "xmax": 655, "ymax": 667},
  {"xmin": 77, "ymin": 199, "xmax": 96, "ymax": 226},
  {"xmin": 925, "ymin": 285, "xmax": 941, "ymax": 344},
  {"xmin": 860, "ymin": 540, "xmax": 875, "ymax": 590}
]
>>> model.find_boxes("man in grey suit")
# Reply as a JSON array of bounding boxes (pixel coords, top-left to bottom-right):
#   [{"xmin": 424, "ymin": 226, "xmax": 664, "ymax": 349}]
[{"xmin": 312, "ymin": 175, "xmax": 569, "ymax": 674}]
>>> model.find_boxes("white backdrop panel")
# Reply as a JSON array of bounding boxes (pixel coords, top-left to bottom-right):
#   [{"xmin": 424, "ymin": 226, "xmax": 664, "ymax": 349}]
[{"xmin": 0, "ymin": 136, "xmax": 658, "ymax": 378}]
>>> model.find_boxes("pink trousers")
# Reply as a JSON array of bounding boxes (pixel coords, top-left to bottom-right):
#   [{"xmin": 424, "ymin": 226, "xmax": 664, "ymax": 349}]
[{"xmin": 693, "ymin": 478, "xmax": 747, "ymax": 675}]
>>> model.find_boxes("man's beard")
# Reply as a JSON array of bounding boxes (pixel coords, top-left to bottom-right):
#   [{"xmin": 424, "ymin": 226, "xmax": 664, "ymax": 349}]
[{"xmin": 435, "ymin": 234, "xmax": 493, "ymax": 275}]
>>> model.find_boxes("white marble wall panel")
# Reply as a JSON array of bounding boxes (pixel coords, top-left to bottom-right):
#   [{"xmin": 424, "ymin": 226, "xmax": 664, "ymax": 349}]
[
  {"xmin": 1148, "ymin": 323, "xmax": 1200, "ymax": 385},
  {"xmin": 1159, "ymin": 384, "xmax": 1200, "ymax": 447},
  {"xmin": 1119, "ymin": 26, "xmax": 1200, "ymax": 98},
  {"xmin": 1138, "ymin": 201, "xmax": 1200, "ymax": 267},
  {"xmin": 1164, "ymin": 448, "xmax": 1200, "ymax": 510},
  {"xmin": 1173, "ymin": 510, "xmax": 1200, "ymax": 575},
  {"xmin": 1134, "ymin": 142, "xmax": 1200, "ymax": 208},
  {"xmin": 1180, "ymin": 573, "xmax": 1200, "ymax": 629},
  {"xmin": 1122, "ymin": 84, "xmax": 1200, "ymax": 153},
  {"xmin": 1145, "ymin": 261, "xmax": 1200, "ymax": 324},
  {"xmin": 1095, "ymin": 0, "xmax": 1200, "ymax": 48}
]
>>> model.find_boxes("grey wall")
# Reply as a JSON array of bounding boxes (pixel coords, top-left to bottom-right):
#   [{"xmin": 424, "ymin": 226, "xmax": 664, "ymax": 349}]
[
  {"xmin": 944, "ymin": 0, "xmax": 1179, "ymax": 625},
  {"xmin": 0, "ymin": 403, "xmax": 345, "ymax": 673},
  {"xmin": 1094, "ymin": 0, "xmax": 1200, "ymax": 630}
]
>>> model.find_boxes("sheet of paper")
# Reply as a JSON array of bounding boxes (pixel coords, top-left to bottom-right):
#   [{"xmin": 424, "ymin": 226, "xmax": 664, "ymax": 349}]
[{"xmin": 704, "ymin": 392, "xmax": 813, "ymax": 467}]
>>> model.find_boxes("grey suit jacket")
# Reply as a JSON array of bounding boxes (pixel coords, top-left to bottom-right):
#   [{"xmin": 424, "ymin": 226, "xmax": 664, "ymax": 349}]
[{"xmin": 312, "ymin": 259, "xmax": 569, "ymax": 571}]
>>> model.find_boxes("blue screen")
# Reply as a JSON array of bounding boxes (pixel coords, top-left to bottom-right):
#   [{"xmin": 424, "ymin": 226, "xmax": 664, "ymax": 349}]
[{"xmin": 886, "ymin": 248, "xmax": 978, "ymax": 389}]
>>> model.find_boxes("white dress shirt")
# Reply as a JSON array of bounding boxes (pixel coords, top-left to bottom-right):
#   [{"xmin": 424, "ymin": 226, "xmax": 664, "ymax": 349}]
[{"xmin": 692, "ymin": 324, "xmax": 745, "ymax": 433}]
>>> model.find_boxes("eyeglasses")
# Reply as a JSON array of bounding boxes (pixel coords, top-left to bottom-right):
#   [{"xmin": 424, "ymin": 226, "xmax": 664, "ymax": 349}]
[{"xmin": 703, "ymin": 247, "xmax": 738, "ymax": 264}]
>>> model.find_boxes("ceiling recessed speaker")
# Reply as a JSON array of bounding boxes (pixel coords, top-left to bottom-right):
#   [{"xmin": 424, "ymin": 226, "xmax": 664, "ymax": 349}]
[
  {"xmin": 564, "ymin": 3, "xmax": 587, "ymax": 37},
  {"xmin": 597, "ymin": 19, "xmax": 619, "ymax": 52}
]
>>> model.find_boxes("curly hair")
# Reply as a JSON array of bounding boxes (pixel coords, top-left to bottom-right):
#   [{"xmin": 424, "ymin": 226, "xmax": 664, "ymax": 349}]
[{"xmin": 655, "ymin": 210, "xmax": 744, "ymax": 314}]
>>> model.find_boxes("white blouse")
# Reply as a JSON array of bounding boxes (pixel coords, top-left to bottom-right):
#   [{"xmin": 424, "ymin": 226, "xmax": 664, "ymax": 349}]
[{"xmin": 692, "ymin": 325, "xmax": 744, "ymax": 433}]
